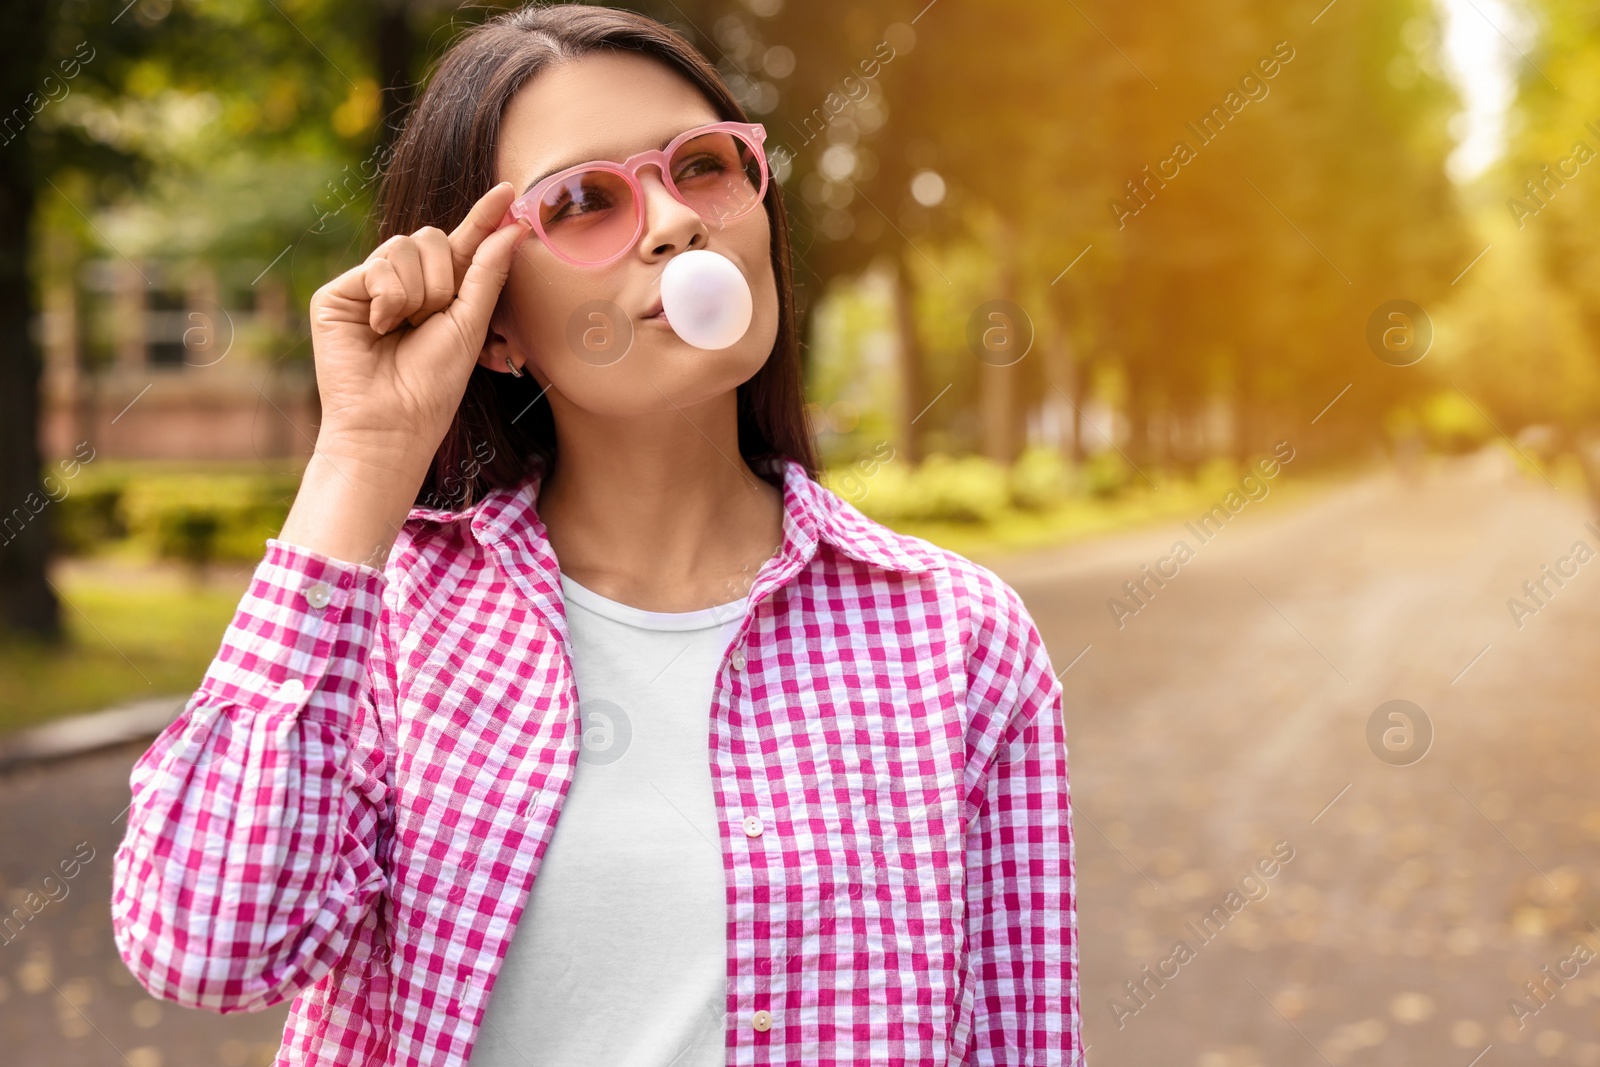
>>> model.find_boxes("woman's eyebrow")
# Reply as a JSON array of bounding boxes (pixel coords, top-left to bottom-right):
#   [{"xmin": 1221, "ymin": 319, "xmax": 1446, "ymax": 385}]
[{"xmin": 520, "ymin": 130, "xmax": 684, "ymax": 196}]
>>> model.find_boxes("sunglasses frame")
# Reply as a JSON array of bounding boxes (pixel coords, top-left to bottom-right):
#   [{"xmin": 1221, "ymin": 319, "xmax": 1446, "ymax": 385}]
[{"xmin": 501, "ymin": 120, "xmax": 770, "ymax": 268}]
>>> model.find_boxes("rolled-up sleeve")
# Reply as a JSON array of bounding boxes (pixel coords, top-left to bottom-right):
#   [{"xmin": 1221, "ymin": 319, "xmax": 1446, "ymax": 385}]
[
  {"xmin": 960, "ymin": 577, "xmax": 1084, "ymax": 1066},
  {"xmin": 111, "ymin": 537, "xmax": 396, "ymax": 1013}
]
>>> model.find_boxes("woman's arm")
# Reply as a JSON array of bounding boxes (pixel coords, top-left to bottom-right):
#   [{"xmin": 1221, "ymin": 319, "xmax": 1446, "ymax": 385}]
[
  {"xmin": 110, "ymin": 536, "xmax": 397, "ymax": 1013},
  {"xmin": 108, "ymin": 185, "xmax": 531, "ymax": 1017},
  {"xmin": 959, "ymin": 578, "xmax": 1085, "ymax": 1066},
  {"xmin": 108, "ymin": 181, "xmax": 526, "ymax": 1014}
]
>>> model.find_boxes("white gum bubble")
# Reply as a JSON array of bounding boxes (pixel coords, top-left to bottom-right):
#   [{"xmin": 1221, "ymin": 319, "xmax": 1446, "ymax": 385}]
[{"xmin": 659, "ymin": 250, "xmax": 754, "ymax": 350}]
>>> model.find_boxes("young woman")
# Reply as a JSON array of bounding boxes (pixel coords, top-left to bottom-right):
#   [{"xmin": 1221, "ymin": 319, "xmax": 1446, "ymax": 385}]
[{"xmin": 110, "ymin": 6, "xmax": 1083, "ymax": 1066}]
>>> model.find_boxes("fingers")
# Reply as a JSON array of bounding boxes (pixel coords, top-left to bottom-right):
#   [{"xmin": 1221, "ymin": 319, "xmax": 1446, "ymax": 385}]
[
  {"xmin": 323, "ymin": 183, "xmax": 523, "ymax": 336},
  {"xmin": 365, "ymin": 227, "xmax": 451, "ymax": 334},
  {"xmin": 447, "ymin": 182, "xmax": 521, "ymax": 287},
  {"xmin": 362, "ymin": 255, "xmax": 408, "ymax": 335},
  {"xmin": 405, "ymin": 227, "xmax": 457, "ymax": 328},
  {"xmin": 444, "ymin": 216, "xmax": 534, "ymax": 347}
]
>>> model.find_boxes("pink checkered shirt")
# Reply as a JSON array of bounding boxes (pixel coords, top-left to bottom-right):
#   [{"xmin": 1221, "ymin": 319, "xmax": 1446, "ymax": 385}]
[{"xmin": 111, "ymin": 454, "xmax": 1083, "ymax": 1066}]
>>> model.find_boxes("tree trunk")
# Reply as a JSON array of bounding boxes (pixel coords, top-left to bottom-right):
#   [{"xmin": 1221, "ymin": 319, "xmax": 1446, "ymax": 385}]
[
  {"xmin": 0, "ymin": 0, "xmax": 60, "ymax": 640},
  {"xmin": 890, "ymin": 255, "xmax": 923, "ymax": 464},
  {"xmin": 980, "ymin": 216, "xmax": 1021, "ymax": 465},
  {"xmin": 1124, "ymin": 360, "xmax": 1149, "ymax": 468},
  {"xmin": 1042, "ymin": 320, "xmax": 1076, "ymax": 464},
  {"xmin": 1067, "ymin": 349, "xmax": 1088, "ymax": 464},
  {"xmin": 1233, "ymin": 349, "xmax": 1257, "ymax": 466}
]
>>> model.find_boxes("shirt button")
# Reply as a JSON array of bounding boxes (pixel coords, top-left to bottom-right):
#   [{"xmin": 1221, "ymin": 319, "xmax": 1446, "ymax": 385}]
[
  {"xmin": 303, "ymin": 581, "xmax": 333, "ymax": 609},
  {"xmin": 730, "ymin": 649, "xmax": 746, "ymax": 671},
  {"xmin": 277, "ymin": 678, "xmax": 308, "ymax": 703},
  {"xmin": 751, "ymin": 1009, "xmax": 773, "ymax": 1032},
  {"xmin": 743, "ymin": 815, "xmax": 764, "ymax": 837}
]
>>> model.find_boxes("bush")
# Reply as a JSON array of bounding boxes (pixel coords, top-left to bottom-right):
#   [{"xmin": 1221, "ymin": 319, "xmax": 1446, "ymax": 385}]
[
  {"xmin": 828, "ymin": 451, "xmax": 1011, "ymax": 524},
  {"xmin": 1009, "ymin": 446, "xmax": 1073, "ymax": 511},
  {"xmin": 1194, "ymin": 456, "xmax": 1240, "ymax": 490},
  {"xmin": 839, "ymin": 448, "xmax": 1098, "ymax": 524},
  {"xmin": 1077, "ymin": 450, "xmax": 1133, "ymax": 498},
  {"xmin": 1418, "ymin": 390, "xmax": 1496, "ymax": 454},
  {"xmin": 156, "ymin": 507, "xmax": 226, "ymax": 570},
  {"xmin": 113, "ymin": 472, "xmax": 298, "ymax": 565},
  {"xmin": 53, "ymin": 481, "xmax": 130, "ymax": 555},
  {"xmin": 49, "ymin": 465, "xmax": 296, "ymax": 565},
  {"xmin": 823, "ymin": 451, "xmax": 911, "ymax": 520},
  {"xmin": 897, "ymin": 453, "xmax": 1011, "ymax": 523}
]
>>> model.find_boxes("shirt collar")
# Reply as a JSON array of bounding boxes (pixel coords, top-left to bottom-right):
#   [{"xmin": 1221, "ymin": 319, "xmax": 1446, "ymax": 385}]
[{"xmin": 404, "ymin": 453, "xmax": 939, "ymax": 578}]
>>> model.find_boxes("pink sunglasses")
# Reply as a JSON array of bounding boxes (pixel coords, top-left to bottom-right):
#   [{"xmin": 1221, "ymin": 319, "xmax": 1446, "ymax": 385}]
[{"xmin": 499, "ymin": 120, "xmax": 769, "ymax": 268}]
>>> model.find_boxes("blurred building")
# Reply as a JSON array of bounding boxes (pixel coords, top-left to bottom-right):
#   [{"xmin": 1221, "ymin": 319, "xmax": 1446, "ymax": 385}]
[{"xmin": 37, "ymin": 252, "xmax": 317, "ymax": 462}]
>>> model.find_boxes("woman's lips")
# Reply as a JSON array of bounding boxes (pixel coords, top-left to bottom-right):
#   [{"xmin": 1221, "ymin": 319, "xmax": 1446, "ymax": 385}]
[{"xmin": 642, "ymin": 297, "xmax": 669, "ymax": 324}]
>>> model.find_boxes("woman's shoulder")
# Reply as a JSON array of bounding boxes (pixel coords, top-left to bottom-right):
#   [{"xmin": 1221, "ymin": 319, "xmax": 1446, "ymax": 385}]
[
  {"xmin": 820, "ymin": 487, "xmax": 1037, "ymax": 642},
  {"xmin": 380, "ymin": 506, "xmax": 488, "ymax": 604},
  {"xmin": 830, "ymin": 501, "xmax": 1055, "ymax": 728},
  {"xmin": 382, "ymin": 468, "xmax": 542, "ymax": 587}
]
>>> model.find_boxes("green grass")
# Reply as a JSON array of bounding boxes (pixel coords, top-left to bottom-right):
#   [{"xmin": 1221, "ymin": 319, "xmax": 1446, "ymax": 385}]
[{"xmin": 0, "ymin": 566, "xmax": 251, "ymax": 733}]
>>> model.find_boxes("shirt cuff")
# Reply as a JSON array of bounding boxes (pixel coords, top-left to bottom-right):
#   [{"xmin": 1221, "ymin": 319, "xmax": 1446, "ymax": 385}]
[{"xmin": 196, "ymin": 538, "xmax": 389, "ymax": 718}]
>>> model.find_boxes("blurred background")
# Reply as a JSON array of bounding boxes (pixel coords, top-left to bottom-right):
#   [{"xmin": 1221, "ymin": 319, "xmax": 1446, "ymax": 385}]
[{"xmin": 2, "ymin": 0, "xmax": 1598, "ymax": 1063}]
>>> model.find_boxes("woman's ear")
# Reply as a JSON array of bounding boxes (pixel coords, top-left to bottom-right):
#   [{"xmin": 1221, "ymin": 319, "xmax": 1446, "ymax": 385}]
[{"xmin": 477, "ymin": 303, "xmax": 525, "ymax": 376}]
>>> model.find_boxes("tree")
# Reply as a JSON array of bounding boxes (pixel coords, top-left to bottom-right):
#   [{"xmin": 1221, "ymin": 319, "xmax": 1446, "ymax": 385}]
[
  {"xmin": 2, "ymin": 0, "xmax": 507, "ymax": 641},
  {"xmin": 1490, "ymin": 0, "xmax": 1600, "ymax": 493},
  {"xmin": 0, "ymin": 0, "xmax": 59, "ymax": 638}
]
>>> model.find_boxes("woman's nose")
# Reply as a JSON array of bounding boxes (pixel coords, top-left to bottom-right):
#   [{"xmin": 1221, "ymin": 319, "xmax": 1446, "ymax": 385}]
[{"xmin": 636, "ymin": 166, "xmax": 707, "ymax": 258}]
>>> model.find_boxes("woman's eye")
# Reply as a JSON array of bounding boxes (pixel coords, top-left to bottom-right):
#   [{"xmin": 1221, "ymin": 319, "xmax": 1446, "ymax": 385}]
[
  {"xmin": 674, "ymin": 153, "xmax": 729, "ymax": 182},
  {"xmin": 547, "ymin": 188, "xmax": 616, "ymax": 224}
]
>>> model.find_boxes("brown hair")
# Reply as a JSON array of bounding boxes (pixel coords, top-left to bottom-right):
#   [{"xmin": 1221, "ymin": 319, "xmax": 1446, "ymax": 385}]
[{"xmin": 373, "ymin": 2, "xmax": 818, "ymax": 510}]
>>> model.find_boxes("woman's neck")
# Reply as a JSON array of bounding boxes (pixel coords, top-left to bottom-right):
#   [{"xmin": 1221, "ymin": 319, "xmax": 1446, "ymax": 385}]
[{"xmin": 533, "ymin": 415, "xmax": 784, "ymax": 614}]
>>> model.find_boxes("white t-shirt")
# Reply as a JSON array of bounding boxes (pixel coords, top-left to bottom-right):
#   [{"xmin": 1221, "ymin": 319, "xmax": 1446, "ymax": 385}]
[{"xmin": 468, "ymin": 572, "xmax": 746, "ymax": 1067}]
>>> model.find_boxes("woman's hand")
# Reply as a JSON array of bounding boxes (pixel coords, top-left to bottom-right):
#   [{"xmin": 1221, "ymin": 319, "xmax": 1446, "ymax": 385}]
[
  {"xmin": 308, "ymin": 181, "xmax": 532, "ymax": 470},
  {"xmin": 275, "ymin": 183, "xmax": 531, "ymax": 570}
]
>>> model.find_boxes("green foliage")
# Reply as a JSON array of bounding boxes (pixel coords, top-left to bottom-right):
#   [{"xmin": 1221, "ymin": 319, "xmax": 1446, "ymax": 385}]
[
  {"xmin": 823, "ymin": 441, "xmax": 1334, "ymax": 565},
  {"xmin": 825, "ymin": 445, "xmax": 1176, "ymax": 525},
  {"xmin": 55, "ymin": 466, "xmax": 300, "ymax": 565},
  {"xmin": 828, "ymin": 451, "xmax": 1012, "ymax": 523},
  {"xmin": 772, "ymin": 0, "xmax": 1481, "ymax": 474},
  {"xmin": 1455, "ymin": 0, "xmax": 1600, "ymax": 446},
  {"xmin": 1384, "ymin": 391, "xmax": 1496, "ymax": 454},
  {"xmin": 1417, "ymin": 390, "xmax": 1496, "ymax": 453},
  {"xmin": 1008, "ymin": 446, "xmax": 1072, "ymax": 511},
  {"xmin": 1194, "ymin": 456, "xmax": 1243, "ymax": 490},
  {"xmin": 52, "ymin": 482, "xmax": 128, "ymax": 554},
  {"xmin": 121, "ymin": 473, "xmax": 297, "ymax": 566},
  {"xmin": 806, "ymin": 265, "xmax": 902, "ymax": 465},
  {"xmin": 1078, "ymin": 451, "xmax": 1134, "ymax": 499},
  {"xmin": 900, "ymin": 453, "xmax": 1011, "ymax": 522},
  {"xmin": 31, "ymin": 0, "xmax": 480, "ymax": 323}
]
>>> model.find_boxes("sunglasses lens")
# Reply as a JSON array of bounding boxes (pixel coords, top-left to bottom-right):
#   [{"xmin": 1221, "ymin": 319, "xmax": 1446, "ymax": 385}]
[
  {"xmin": 537, "ymin": 169, "xmax": 637, "ymax": 264},
  {"xmin": 527, "ymin": 129, "xmax": 766, "ymax": 264},
  {"xmin": 669, "ymin": 130, "xmax": 764, "ymax": 225}
]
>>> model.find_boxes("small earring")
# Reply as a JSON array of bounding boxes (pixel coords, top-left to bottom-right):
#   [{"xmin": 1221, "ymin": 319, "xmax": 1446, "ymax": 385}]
[{"xmin": 505, "ymin": 356, "xmax": 525, "ymax": 378}]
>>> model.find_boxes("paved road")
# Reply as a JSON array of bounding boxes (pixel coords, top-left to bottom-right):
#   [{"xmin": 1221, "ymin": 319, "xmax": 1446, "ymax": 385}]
[
  {"xmin": 0, "ymin": 736, "xmax": 293, "ymax": 1064},
  {"xmin": 1002, "ymin": 451, "xmax": 1600, "ymax": 1067},
  {"xmin": 3, "ymin": 452, "xmax": 1597, "ymax": 1065}
]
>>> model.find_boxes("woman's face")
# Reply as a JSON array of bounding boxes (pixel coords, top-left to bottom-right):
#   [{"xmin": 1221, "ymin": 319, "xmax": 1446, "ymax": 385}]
[{"xmin": 482, "ymin": 51, "xmax": 778, "ymax": 419}]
